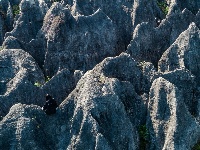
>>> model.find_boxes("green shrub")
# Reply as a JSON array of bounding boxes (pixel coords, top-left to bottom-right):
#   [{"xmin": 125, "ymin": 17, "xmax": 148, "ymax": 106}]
[
  {"xmin": 34, "ymin": 82, "xmax": 42, "ymax": 87},
  {"xmin": 192, "ymin": 142, "xmax": 200, "ymax": 150},
  {"xmin": 157, "ymin": 1, "xmax": 169, "ymax": 15},
  {"xmin": 34, "ymin": 76, "xmax": 51, "ymax": 87},
  {"xmin": 45, "ymin": 76, "xmax": 51, "ymax": 82},
  {"xmin": 139, "ymin": 125, "xmax": 149, "ymax": 150},
  {"xmin": 12, "ymin": 5, "xmax": 20, "ymax": 17}
]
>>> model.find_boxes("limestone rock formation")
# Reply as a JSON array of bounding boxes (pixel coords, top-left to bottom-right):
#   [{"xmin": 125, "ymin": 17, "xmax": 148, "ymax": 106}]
[
  {"xmin": 158, "ymin": 23, "xmax": 200, "ymax": 82},
  {"xmin": 71, "ymin": 0, "xmax": 134, "ymax": 52},
  {"xmin": 42, "ymin": 3, "xmax": 117, "ymax": 77},
  {"xmin": 196, "ymin": 10, "xmax": 200, "ymax": 28},
  {"xmin": 176, "ymin": 0, "xmax": 200, "ymax": 14},
  {"xmin": 0, "ymin": 53, "xmax": 146, "ymax": 150},
  {"xmin": 0, "ymin": 1, "xmax": 14, "ymax": 30},
  {"xmin": 0, "ymin": 0, "xmax": 50, "ymax": 68},
  {"xmin": 2, "ymin": 36, "xmax": 22, "ymax": 49},
  {"xmin": 0, "ymin": 15, "xmax": 5, "ymax": 45},
  {"xmin": 139, "ymin": 61, "xmax": 160, "ymax": 93},
  {"xmin": 127, "ymin": 7, "xmax": 196, "ymax": 67},
  {"xmin": 0, "ymin": 48, "xmax": 78, "ymax": 117},
  {"xmin": 41, "ymin": 69, "xmax": 76, "ymax": 104},
  {"xmin": 0, "ymin": 1, "xmax": 12, "ymax": 45},
  {"xmin": 0, "ymin": 0, "xmax": 200, "ymax": 149},
  {"xmin": 23, "ymin": 38, "xmax": 46, "ymax": 68},
  {"xmin": 0, "ymin": 0, "xmax": 21, "ymax": 45},
  {"xmin": 161, "ymin": 69, "xmax": 197, "ymax": 115},
  {"xmin": 0, "ymin": 104, "xmax": 51, "ymax": 149},
  {"xmin": 132, "ymin": 0, "xmax": 164, "ymax": 29},
  {"xmin": 0, "ymin": 49, "xmax": 45, "ymax": 116},
  {"xmin": 147, "ymin": 77, "xmax": 200, "ymax": 150},
  {"xmin": 5, "ymin": 0, "xmax": 49, "ymax": 44}
]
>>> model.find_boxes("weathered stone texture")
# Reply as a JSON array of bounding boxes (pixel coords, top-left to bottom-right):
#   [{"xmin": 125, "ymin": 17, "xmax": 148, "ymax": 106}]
[
  {"xmin": 42, "ymin": 3, "xmax": 117, "ymax": 77},
  {"xmin": 0, "ymin": 0, "xmax": 200, "ymax": 149},
  {"xmin": 147, "ymin": 77, "xmax": 200, "ymax": 150},
  {"xmin": 0, "ymin": 49, "xmax": 45, "ymax": 116}
]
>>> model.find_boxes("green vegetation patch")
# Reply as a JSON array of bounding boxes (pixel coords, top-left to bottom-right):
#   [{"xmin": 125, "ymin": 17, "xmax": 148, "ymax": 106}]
[
  {"xmin": 157, "ymin": 1, "xmax": 169, "ymax": 15},
  {"xmin": 34, "ymin": 76, "xmax": 51, "ymax": 87},
  {"xmin": 45, "ymin": 76, "xmax": 51, "ymax": 82},
  {"xmin": 34, "ymin": 82, "xmax": 42, "ymax": 87},
  {"xmin": 12, "ymin": 5, "xmax": 20, "ymax": 17},
  {"xmin": 192, "ymin": 142, "xmax": 200, "ymax": 150},
  {"xmin": 139, "ymin": 125, "xmax": 149, "ymax": 150}
]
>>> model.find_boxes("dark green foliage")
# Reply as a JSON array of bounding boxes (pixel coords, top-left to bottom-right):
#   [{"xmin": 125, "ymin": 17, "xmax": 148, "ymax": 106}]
[
  {"xmin": 192, "ymin": 142, "xmax": 200, "ymax": 150},
  {"xmin": 12, "ymin": 5, "xmax": 20, "ymax": 17},
  {"xmin": 157, "ymin": 1, "xmax": 169, "ymax": 15},
  {"xmin": 139, "ymin": 125, "xmax": 149, "ymax": 150},
  {"xmin": 45, "ymin": 76, "xmax": 51, "ymax": 82},
  {"xmin": 34, "ymin": 82, "xmax": 42, "ymax": 87},
  {"xmin": 34, "ymin": 76, "xmax": 50, "ymax": 87}
]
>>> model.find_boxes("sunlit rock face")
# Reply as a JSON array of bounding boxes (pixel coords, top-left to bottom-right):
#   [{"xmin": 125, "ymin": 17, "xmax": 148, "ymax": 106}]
[
  {"xmin": 0, "ymin": 1, "xmax": 200, "ymax": 150},
  {"xmin": 42, "ymin": 3, "xmax": 117, "ymax": 77}
]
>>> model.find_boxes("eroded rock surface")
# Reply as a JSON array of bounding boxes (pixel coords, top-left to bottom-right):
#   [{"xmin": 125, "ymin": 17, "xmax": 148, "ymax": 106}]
[
  {"xmin": 0, "ymin": 104, "xmax": 52, "ymax": 150},
  {"xmin": 0, "ymin": 49, "xmax": 45, "ymax": 116},
  {"xmin": 147, "ymin": 77, "xmax": 200, "ymax": 150},
  {"xmin": 71, "ymin": 0, "xmax": 134, "ymax": 52},
  {"xmin": 158, "ymin": 23, "xmax": 200, "ymax": 82},
  {"xmin": 0, "ymin": 53, "xmax": 146, "ymax": 150},
  {"xmin": 5, "ymin": 0, "xmax": 49, "ymax": 43},
  {"xmin": 42, "ymin": 3, "xmax": 117, "ymax": 77},
  {"xmin": 127, "ymin": 8, "xmax": 196, "ymax": 67},
  {"xmin": 0, "ymin": 0, "xmax": 200, "ymax": 150},
  {"xmin": 2, "ymin": 36, "xmax": 22, "ymax": 49}
]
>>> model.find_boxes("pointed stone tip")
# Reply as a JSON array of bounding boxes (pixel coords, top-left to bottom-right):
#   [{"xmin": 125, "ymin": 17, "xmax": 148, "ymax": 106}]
[
  {"xmin": 182, "ymin": 8, "xmax": 194, "ymax": 16},
  {"xmin": 197, "ymin": 9, "xmax": 200, "ymax": 15},
  {"xmin": 188, "ymin": 22, "xmax": 199, "ymax": 31},
  {"xmin": 91, "ymin": 8, "xmax": 106, "ymax": 17},
  {"xmin": 168, "ymin": 3, "xmax": 181, "ymax": 16}
]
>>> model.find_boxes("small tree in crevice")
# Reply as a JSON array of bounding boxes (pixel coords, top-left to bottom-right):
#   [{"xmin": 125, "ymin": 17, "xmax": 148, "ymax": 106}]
[
  {"xmin": 157, "ymin": 1, "xmax": 169, "ymax": 15},
  {"xmin": 138, "ymin": 125, "xmax": 149, "ymax": 150},
  {"xmin": 12, "ymin": 5, "xmax": 20, "ymax": 17}
]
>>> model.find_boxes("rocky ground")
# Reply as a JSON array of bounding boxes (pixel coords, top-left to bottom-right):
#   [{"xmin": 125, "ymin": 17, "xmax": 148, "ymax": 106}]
[{"xmin": 0, "ymin": 0, "xmax": 200, "ymax": 149}]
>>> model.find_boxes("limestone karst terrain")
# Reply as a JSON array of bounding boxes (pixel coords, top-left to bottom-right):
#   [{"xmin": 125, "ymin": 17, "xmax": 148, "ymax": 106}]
[{"xmin": 0, "ymin": 0, "xmax": 200, "ymax": 149}]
